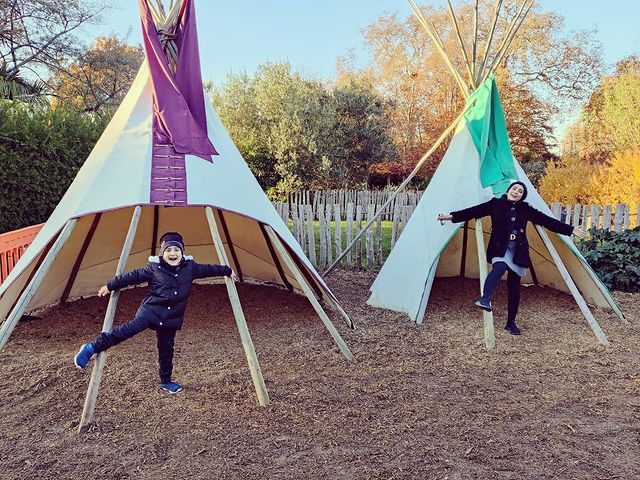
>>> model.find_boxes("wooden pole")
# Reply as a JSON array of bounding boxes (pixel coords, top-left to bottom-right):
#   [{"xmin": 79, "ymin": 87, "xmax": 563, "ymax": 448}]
[
  {"xmin": 534, "ymin": 225, "xmax": 609, "ymax": 346},
  {"xmin": 205, "ymin": 207, "xmax": 270, "ymax": 406},
  {"xmin": 472, "ymin": 0, "xmax": 479, "ymax": 81},
  {"xmin": 78, "ymin": 206, "xmax": 141, "ymax": 434},
  {"xmin": 61, "ymin": 214, "xmax": 102, "ymax": 306},
  {"xmin": 475, "ymin": 0, "xmax": 503, "ymax": 85},
  {"xmin": 446, "ymin": 0, "xmax": 475, "ymax": 87},
  {"xmin": 482, "ymin": 0, "xmax": 533, "ymax": 83},
  {"xmin": 407, "ymin": 0, "xmax": 470, "ymax": 98},
  {"xmin": 0, "ymin": 219, "xmax": 78, "ymax": 351},
  {"xmin": 264, "ymin": 226, "xmax": 355, "ymax": 362},
  {"xmin": 323, "ymin": 99, "xmax": 476, "ymax": 277},
  {"xmin": 475, "ymin": 219, "xmax": 495, "ymax": 349}
]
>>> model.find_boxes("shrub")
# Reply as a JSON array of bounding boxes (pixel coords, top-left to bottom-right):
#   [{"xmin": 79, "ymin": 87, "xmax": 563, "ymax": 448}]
[
  {"xmin": 0, "ymin": 101, "xmax": 108, "ymax": 233},
  {"xmin": 577, "ymin": 226, "xmax": 640, "ymax": 292}
]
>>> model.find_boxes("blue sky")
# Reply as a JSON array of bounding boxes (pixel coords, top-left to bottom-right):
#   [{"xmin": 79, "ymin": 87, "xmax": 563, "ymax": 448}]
[{"xmin": 90, "ymin": 0, "xmax": 639, "ymax": 86}]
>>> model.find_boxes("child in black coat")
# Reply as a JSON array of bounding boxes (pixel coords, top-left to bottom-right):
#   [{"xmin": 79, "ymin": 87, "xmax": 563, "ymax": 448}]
[
  {"xmin": 74, "ymin": 232, "xmax": 237, "ymax": 393},
  {"xmin": 438, "ymin": 181, "xmax": 583, "ymax": 335}
]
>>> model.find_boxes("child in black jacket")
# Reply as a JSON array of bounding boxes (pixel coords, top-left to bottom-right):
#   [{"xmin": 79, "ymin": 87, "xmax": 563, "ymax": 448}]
[
  {"xmin": 74, "ymin": 232, "xmax": 237, "ymax": 393},
  {"xmin": 438, "ymin": 181, "xmax": 583, "ymax": 335}
]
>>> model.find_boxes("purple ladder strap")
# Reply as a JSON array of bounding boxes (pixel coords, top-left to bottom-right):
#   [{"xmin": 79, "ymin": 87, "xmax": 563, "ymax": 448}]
[{"xmin": 150, "ymin": 118, "xmax": 187, "ymax": 205}]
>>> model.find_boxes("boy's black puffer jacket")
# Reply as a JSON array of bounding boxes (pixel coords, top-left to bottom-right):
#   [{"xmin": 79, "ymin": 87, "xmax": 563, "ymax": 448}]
[{"xmin": 107, "ymin": 256, "xmax": 232, "ymax": 329}]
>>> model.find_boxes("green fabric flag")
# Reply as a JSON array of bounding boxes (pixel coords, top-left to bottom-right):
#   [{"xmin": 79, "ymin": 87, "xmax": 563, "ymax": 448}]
[{"xmin": 463, "ymin": 74, "xmax": 517, "ymax": 195}]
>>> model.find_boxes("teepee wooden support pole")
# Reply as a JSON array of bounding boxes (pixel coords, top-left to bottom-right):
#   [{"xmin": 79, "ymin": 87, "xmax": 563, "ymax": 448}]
[
  {"xmin": 321, "ymin": 289, "xmax": 355, "ymax": 329},
  {"xmin": 278, "ymin": 238, "xmax": 352, "ymax": 328},
  {"xmin": 416, "ymin": 255, "xmax": 439, "ymax": 325},
  {"xmin": 534, "ymin": 226, "xmax": 609, "ymax": 346},
  {"xmin": 446, "ymin": 0, "xmax": 475, "ymax": 88},
  {"xmin": 484, "ymin": 0, "xmax": 529, "ymax": 70},
  {"xmin": 265, "ymin": 226, "xmax": 355, "ymax": 362},
  {"xmin": 475, "ymin": 0, "xmax": 503, "ymax": 85},
  {"xmin": 474, "ymin": 219, "xmax": 496, "ymax": 349},
  {"xmin": 485, "ymin": 0, "xmax": 533, "ymax": 80},
  {"xmin": 323, "ymin": 98, "xmax": 476, "ymax": 277},
  {"xmin": 472, "ymin": 0, "xmax": 479, "ymax": 80},
  {"xmin": 205, "ymin": 207, "xmax": 270, "ymax": 407},
  {"xmin": 407, "ymin": 0, "xmax": 469, "ymax": 98},
  {"xmin": 579, "ymin": 261, "xmax": 626, "ymax": 324},
  {"xmin": 78, "ymin": 206, "xmax": 142, "ymax": 434},
  {"xmin": 0, "ymin": 219, "xmax": 78, "ymax": 351},
  {"xmin": 482, "ymin": 0, "xmax": 533, "ymax": 83}
]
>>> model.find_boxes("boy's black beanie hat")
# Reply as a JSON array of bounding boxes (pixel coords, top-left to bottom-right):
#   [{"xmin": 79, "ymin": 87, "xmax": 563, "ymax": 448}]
[{"xmin": 159, "ymin": 232, "xmax": 184, "ymax": 255}]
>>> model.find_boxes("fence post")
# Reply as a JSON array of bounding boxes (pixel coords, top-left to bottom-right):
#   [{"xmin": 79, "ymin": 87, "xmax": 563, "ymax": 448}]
[
  {"xmin": 355, "ymin": 205, "xmax": 363, "ymax": 268},
  {"xmin": 334, "ymin": 204, "xmax": 342, "ymax": 265},
  {"xmin": 602, "ymin": 205, "xmax": 612, "ymax": 232},
  {"xmin": 346, "ymin": 203, "xmax": 354, "ymax": 266},
  {"xmin": 614, "ymin": 204, "xmax": 624, "ymax": 232},
  {"xmin": 306, "ymin": 205, "xmax": 316, "ymax": 266}
]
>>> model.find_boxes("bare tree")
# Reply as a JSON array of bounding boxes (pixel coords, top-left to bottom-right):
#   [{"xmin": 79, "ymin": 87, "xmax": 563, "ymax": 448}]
[{"xmin": 0, "ymin": 0, "xmax": 106, "ymax": 97}]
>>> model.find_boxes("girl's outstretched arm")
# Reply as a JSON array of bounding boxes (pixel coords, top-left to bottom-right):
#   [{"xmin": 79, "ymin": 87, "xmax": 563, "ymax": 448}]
[
  {"xmin": 449, "ymin": 198, "xmax": 495, "ymax": 223},
  {"xmin": 526, "ymin": 206, "xmax": 575, "ymax": 236}
]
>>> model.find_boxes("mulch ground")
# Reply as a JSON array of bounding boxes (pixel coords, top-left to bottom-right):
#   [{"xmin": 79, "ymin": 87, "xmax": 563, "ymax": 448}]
[{"xmin": 0, "ymin": 269, "xmax": 638, "ymax": 480}]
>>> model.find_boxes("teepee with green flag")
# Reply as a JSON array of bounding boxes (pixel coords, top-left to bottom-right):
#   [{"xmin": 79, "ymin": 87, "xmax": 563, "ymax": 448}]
[{"xmin": 367, "ymin": 0, "xmax": 625, "ymax": 348}]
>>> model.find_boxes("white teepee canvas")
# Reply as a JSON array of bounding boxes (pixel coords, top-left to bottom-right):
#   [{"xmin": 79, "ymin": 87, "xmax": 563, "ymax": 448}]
[
  {"xmin": 366, "ymin": 0, "xmax": 624, "ymax": 346},
  {"xmin": 0, "ymin": 66, "xmax": 346, "ymax": 320},
  {"xmin": 0, "ymin": 1, "xmax": 354, "ymax": 423}
]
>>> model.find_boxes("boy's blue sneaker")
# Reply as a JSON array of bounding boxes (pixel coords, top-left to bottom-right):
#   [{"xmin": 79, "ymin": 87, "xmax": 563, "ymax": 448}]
[
  {"xmin": 160, "ymin": 381, "xmax": 183, "ymax": 394},
  {"xmin": 74, "ymin": 343, "xmax": 95, "ymax": 369}
]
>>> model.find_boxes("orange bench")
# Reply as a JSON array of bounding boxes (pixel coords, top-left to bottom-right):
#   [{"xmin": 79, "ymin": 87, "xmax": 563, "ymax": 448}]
[{"xmin": 0, "ymin": 224, "xmax": 44, "ymax": 283}]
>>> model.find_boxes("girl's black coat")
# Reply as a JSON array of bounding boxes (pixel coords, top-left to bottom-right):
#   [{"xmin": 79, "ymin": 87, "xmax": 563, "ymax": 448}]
[
  {"xmin": 450, "ymin": 196, "xmax": 574, "ymax": 268},
  {"xmin": 107, "ymin": 257, "xmax": 232, "ymax": 329}
]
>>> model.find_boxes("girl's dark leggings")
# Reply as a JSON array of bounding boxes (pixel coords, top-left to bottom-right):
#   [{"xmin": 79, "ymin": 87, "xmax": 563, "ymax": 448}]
[{"xmin": 481, "ymin": 261, "xmax": 521, "ymax": 326}]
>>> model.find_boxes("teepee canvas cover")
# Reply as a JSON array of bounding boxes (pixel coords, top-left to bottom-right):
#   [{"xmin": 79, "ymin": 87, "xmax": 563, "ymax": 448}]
[
  {"xmin": 365, "ymin": 0, "xmax": 625, "ymax": 348},
  {"xmin": 0, "ymin": 0, "xmax": 353, "ymax": 427},
  {"xmin": 368, "ymin": 73, "xmax": 624, "ymax": 345}
]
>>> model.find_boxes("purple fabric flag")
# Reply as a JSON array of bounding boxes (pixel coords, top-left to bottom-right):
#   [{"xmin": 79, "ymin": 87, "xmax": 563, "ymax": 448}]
[{"xmin": 138, "ymin": 0, "xmax": 217, "ymax": 160}]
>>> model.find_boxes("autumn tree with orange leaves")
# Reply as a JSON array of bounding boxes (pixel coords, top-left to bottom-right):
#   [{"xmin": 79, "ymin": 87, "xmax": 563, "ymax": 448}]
[{"xmin": 338, "ymin": 0, "xmax": 603, "ymax": 184}]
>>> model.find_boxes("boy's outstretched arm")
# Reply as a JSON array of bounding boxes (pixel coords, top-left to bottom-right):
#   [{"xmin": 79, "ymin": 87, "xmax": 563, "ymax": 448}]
[
  {"xmin": 193, "ymin": 263, "xmax": 234, "ymax": 280},
  {"xmin": 97, "ymin": 267, "xmax": 153, "ymax": 295}
]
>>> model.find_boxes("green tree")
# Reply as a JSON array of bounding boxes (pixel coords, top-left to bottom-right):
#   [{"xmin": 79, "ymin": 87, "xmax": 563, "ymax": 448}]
[
  {"xmin": 330, "ymin": 78, "xmax": 397, "ymax": 187},
  {"xmin": 563, "ymin": 56, "xmax": 640, "ymax": 162},
  {"xmin": 210, "ymin": 63, "xmax": 396, "ymax": 195}
]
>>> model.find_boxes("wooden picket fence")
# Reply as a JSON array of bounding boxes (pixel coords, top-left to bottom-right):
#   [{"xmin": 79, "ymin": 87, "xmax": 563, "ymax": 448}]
[
  {"xmin": 0, "ymin": 195, "xmax": 637, "ymax": 283},
  {"xmin": 275, "ymin": 190, "xmax": 640, "ymax": 269}
]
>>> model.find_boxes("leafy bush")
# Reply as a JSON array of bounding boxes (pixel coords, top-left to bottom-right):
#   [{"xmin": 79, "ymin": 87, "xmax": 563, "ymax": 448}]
[
  {"xmin": 0, "ymin": 101, "xmax": 108, "ymax": 233},
  {"xmin": 577, "ymin": 226, "xmax": 640, "ymax": 292}
]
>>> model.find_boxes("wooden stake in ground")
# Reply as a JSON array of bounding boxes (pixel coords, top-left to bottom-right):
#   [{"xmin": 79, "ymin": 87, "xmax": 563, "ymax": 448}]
[
  {"xmin": 534, "ymin": 226, "xmax": 610, "ymax": 346},
  {"xmin": 0, "ymin": 219, "xmax": 78, "ymax": 351},
  {"xmin": 78, "ymin": 206, "xmax": 141, "ymax": 434},
  {"xmin": 264, "ymin": 226, "xmax": 355, "ymax": 362},
  {"xmin": 204, "ymin": 207, "xmax": 270, "ymax": 407},
  {"xmin": 475, "ymin": 219, "xmax": 496, "ymax": 349}
]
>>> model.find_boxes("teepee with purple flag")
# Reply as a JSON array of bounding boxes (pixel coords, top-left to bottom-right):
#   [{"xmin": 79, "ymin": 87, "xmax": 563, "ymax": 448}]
[{"xmin": 0, "ymin": 0, "xmax": 354, "ymax": 432}]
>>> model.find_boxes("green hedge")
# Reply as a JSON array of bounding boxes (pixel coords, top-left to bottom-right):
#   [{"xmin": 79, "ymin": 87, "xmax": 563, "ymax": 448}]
[
  {"xmin": 0, "ymin": 101, "xmax": 108, "ymax": 233},
  {"xmin": 577, "ymin": 227, "xmax": 640, "ymax": 292}
]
